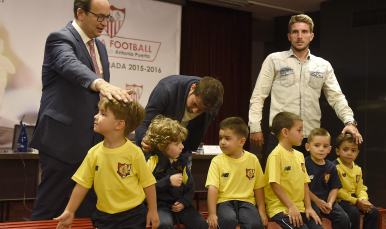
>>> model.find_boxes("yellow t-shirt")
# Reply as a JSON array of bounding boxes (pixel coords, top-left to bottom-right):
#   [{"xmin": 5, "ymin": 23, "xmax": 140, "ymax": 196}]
[
  {"xmin": 264, "ymin": 144, "xmax": 310, "ymax": 218},
  {"xmin": 72, "ymin": 139, "xmax": 156, "ymax": 214},
  {"xmin": 205, "ymin": 151, "xmax": 267, "ymax": 205},
  {"xmin": 335, "ymin": 158, "xmax": 368, "ymax": 204}
]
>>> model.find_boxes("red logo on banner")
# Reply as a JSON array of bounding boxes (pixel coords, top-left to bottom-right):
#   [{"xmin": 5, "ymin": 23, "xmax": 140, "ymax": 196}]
[
  {"xmin": 126, "ymin": 84, "xmax": 143, "ymax": 101},
  {"xmin": 106, "ymin": 6, "xmax": 125, "ymax": 38}
]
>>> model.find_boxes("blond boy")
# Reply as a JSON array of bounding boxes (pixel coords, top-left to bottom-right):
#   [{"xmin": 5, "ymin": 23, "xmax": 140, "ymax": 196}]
[{"xmin": 55, "ymin": 98, "xmax": 159, "ymax": 229}]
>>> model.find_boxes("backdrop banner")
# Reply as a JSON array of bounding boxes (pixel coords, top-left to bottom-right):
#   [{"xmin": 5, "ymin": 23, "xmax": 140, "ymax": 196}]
[{"xmin": 0, "ymin": 0, "xmax": 181, "ymax": 147}]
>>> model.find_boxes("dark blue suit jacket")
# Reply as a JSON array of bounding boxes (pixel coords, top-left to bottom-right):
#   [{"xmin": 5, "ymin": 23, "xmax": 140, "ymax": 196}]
[
  {"xmin": 30, "ymin": 22, "xmax": 110, "ymax": 164},
  {"xmin": 135, "ymin": 75, "xmax": 222, "ymax": 155}
]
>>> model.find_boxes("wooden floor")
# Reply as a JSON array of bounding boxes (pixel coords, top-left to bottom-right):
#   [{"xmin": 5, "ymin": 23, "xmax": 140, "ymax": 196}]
[{"xmin": 1, "ymin": 200, "xmax": 386, "ymax": 229}]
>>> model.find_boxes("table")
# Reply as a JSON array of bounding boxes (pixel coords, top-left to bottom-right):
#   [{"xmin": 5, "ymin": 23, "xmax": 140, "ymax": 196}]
[
  {"xmin": 191, "ymin": 153, "xmax": 216, "ymax": 210},
  {"xmin": 0, "ymin": 151, "xmax": 40, "ymax": 222}
]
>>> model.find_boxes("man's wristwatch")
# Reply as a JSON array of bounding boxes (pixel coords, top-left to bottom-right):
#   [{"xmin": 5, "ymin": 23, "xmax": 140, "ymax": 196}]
[{"xmin": 345, "ymin": 120, "xmax": 358, "ymax": 126}]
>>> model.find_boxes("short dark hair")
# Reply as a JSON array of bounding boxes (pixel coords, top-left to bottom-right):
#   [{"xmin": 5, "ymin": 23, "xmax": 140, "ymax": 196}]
[
  {"xmin": 307, "ymin": 128, "xmax": 331, "ymax": 144},
  {"xmin": 98, "ymin": 98, "xmax": 146, "ymax": 136},
  {"xmin": 335, "ymin": 133, "xmax": 360, "ymax": 149},
  {"xmin": 74, "ymin": 0, "xmax": 92, "ymax": 19},
  {"xmin": 271, "ymin": 112, "xmax": 302, "ymax": 138},
  {"xmin": 192, "ymin": 77, "xmax": 224, "ymax": 114},
  {"xmin": 220, "ymin": 117, "xmax": 249, "ymax": 139}
]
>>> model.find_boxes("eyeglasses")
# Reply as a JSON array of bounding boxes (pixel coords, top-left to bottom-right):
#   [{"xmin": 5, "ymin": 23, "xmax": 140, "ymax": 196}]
[{"xmin": 87, "ymin": 10, "xmax": 114, "ymax": 22}]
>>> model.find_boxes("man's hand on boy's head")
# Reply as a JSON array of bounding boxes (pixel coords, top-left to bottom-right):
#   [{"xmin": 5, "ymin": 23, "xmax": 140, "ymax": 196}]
[
  {"xmin": 141, "ymin": 136, "xmax": 151, "ymax": 154},
  {"xmin": 341, "ymin": 124, "xmax": 363, "ymax": 144},
  {"xmin": 170, "ymin": 173, "xmax": 183, "ymax": 187},
  {"xmin": 305, "ymin": 207, "xmax": 322, "ymax": 225},
  {"xmin": 146, "ymin": 209, "xmax": 160, "ymax": 229},
  {"xmin": 206, "ymin": 214, "xmax": 218, "ymax": 229},
  {"xmin": 288, "ymin": 205, "xmax": 303, "ymax": 227},
  {"xmin": 171, "ymin": 201, "xmax": 185, "ymax": 212},
  {"xmin": 54, "ymin": 210, "xmax": 74, "ymax": 229}
]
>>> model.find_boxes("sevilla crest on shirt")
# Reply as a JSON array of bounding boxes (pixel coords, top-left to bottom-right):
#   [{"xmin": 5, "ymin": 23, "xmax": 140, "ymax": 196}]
[
  {"xmin": 324, "ymin": 173, "xmax": 330, "ymax": 183},
  {"xmin": 117, "ymin": 163, "xmax": 131, "ymax": 178},
  {"xmin": 356, "ymin": 175, "xmax": 361, "ymax": 184},
  {"xmin": 246, "ymin": 169, "xmax": 255, "ymax": 180}
]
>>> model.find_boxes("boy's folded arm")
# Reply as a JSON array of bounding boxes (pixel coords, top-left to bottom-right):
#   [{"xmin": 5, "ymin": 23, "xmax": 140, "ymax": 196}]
[
  {"xmin": 337, "ymin": 188, "xmax": 357, "ymax": 204},
  {"xmin": 327, "ymin": 188, "xmax": 338, "ymax": 205},
  {"xmin": 155, "ymin": 175, "xmax": 172, "ymax": 192},
  {"xmin": 179, "ymin": 168, "xmax": 195, "ymax": 207},
  {"xmin": 356, "ymin": 178, "xmax": 369, "ymax": 200},
  {"xmin": 309, "ymin": 190, "xmax": 321, "ymax": 204}
]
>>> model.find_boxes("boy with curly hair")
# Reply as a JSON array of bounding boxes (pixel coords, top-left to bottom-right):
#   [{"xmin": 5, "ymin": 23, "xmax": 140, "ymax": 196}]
[{"xmin": 146, "ymin": 115, "xmax": 208, "ymax": 229}]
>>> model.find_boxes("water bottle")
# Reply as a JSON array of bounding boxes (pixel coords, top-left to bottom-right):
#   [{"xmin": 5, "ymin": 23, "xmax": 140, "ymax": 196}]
[{"xmin": 17, "ymin": 115, "xmax": 28, "ymax": 152}]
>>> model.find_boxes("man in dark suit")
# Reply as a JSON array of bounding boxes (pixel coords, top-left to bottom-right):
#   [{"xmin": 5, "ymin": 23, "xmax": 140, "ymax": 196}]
[
  {"xmin": 29, "ymin": 0, "xmax": 132, "ymax": 220},
  {"xmin": 135, "ymin": 75, "xmax": 223, "ymax": 159}
]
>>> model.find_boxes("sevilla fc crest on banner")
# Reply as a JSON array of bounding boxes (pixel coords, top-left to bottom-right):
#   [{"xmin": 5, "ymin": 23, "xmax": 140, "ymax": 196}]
[
  {"xmin": 106, "ymin": 5, "xmax": 125, "ymax": 38},
  {"xmin": 126, "ymin": 84, "xmax": 143, "ymax": 101},
  {"xmin": 117, "ymin": 163, "xmax": 131, "ymax": 178},
  {"xmin": 246, "ymin": 169, "xmax": 255, "ymax": 180}
]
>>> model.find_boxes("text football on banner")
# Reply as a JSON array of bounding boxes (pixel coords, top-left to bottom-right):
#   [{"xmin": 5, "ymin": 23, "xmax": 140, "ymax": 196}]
[
  {"xmin": 100, "ymin": 0, "xmax": 181, "ymax": 105},
  {"xmin": 0, "ymin": 0, "xmax": 181, "ymax": 148}
]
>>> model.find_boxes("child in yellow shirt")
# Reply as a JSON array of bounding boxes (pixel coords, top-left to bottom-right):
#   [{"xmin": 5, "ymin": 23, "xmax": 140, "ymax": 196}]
[
  {"xmin": 55, "ymin": 98, "xmax": 159, "ymax": 229},
  {"xmin": 333, "ymin": 133, "xmax": 379, "ymax": 229},
  {"xmin": 206, "ymin": 117, "xmax": 267, "ymax": 229},
  {"xmin": 264, "ymin": 112, "xmax": 322, "ymax": 229}
]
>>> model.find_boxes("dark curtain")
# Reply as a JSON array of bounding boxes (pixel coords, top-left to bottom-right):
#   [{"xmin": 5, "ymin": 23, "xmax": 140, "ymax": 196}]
[{"xmin": 181, "ymin": 2, "xmax": 252, "ymax": 150}]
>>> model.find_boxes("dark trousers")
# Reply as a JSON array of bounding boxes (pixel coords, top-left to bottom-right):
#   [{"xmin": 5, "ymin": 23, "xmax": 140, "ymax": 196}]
[
  {"xmin": 30, "ymin": 152, "xmax": 97, "ymax": 220},
  {"xmin": 338, "ymin": 200, "xmax": 379, "ymax": 229},
  {"xmin": 271, "ymin": 211, "xmax": 323, "ymax": 229},
  {"xmin": 91, "ymin": 204, "xmax": 147, "ymax": 229},
  {"xmin": 217, "ymin": 200, "xmax": 264, "ymax": 229},
  {"xmin": 157, "ymin": 205, "xmax": 208, "ymax": 229},
  {"xmin": 311, "ymin": 202, "xmax": 350, "ymax": 229},
  {"xmin": 266, "ymin": 133, "xmax": 309, "ymax": 156}
]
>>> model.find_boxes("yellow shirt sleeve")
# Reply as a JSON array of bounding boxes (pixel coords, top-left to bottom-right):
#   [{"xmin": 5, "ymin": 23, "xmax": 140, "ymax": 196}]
[
  {"xmin": 72, "ymin": 153, "xmax": 95, "ymax": 189},
  {"xmin": 206, "ymin": 157, "xmax": 220, "ymax": 188},
  {"xmin": 254, "ymin": 158, "xmax": 267, "ymax": 189},
  {"xmin": 266, "ymin": 155, "xmax": 282, "ymax": 184},
  {"xmin": 135, "ymin": 152, "xmax": 156, "ymax": 188}
]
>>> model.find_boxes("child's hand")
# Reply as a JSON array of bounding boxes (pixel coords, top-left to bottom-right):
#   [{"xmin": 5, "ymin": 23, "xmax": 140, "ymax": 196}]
[
  {"xmin": 259, "ymin": 210, "xmax": 268, "ymax": 226},
  {"xmin": 357, "ymin": 200, "xmax": 372, "ymax": 213},
  {"xmin": 305, "ymin": 207, "xmax": 322, "ymax": 225},
  {"xmin": 315, "ymin": 199, "xmax": 329, "ymax": 214},
  {"xmin": 170, "ymin": 173, "xmax": 183, "ymax": 187},
  {"xmin": 288, "ymin": 205, "xmax": 303, "ymax": 227},
  {"xmin": 206, "ymin": 213, "xmax": 218, "ymax": 229},
  {"xmin": 146, "ymin": 209, "xmax": 160, "ymax": 229},
  {"xmin": 171, "ymin": 201, "xmax": 185, "ymax": 212},
  {"xmin": 54, "ymin": 211, "xmax": 74, "ymax": 229},
  {"xmin": 323, "ymin": 203, "xmax": 332, "ymax": 214}
]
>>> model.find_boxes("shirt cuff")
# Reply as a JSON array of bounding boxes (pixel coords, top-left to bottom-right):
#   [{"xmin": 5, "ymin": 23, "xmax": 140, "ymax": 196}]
[
  {"xmin": 249, "ymin": 123, "xmax": 262, "ymax": 133},
  {"xmin": 90, "ymin": 78, "xmax": 104, "ymax": 91}
]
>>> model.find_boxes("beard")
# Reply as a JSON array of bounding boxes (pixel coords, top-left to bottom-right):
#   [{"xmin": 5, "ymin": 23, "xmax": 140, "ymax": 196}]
[{"xmin": 291, "ymin": 42, "xmax": 310, "ymax": 52}]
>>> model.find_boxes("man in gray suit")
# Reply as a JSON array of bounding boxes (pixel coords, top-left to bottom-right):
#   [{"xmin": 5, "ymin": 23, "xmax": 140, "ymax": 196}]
[{"xmin": 29, "ymin": 0, "xmax": 132, "ymax": 220}]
